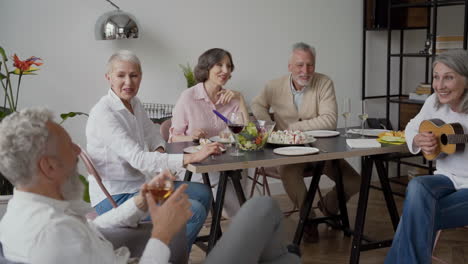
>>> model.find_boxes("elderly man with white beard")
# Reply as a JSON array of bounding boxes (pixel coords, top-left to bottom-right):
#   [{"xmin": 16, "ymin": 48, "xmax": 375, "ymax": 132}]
[
  {"xmin": 251, "ymin": 42, "xmax": 361, "ymax": 243},
  {"xmin": 0, "ymin": 108, "xmax": 300, "ymax": 264}
]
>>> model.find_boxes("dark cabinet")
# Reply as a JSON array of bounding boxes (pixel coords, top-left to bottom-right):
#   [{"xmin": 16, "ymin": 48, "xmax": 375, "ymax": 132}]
[{"xmin": 365, "ymin": 0, "xmax": 428, "ymax": 30}]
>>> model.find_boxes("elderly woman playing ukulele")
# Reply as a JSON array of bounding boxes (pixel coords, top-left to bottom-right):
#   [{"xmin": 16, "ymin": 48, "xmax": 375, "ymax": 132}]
[{"xmin": 385, "ymin": 50, "xmax": 468, "ymax": 263}]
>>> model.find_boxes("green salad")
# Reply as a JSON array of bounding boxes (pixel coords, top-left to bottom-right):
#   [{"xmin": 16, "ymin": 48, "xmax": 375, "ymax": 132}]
[{"xmin": 236, "ymin": 121, "xmax": 274, "ymax": 151}]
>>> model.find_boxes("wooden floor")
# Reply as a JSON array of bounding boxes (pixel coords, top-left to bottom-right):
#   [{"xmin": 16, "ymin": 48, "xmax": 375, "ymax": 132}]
[{"xmin": 190, "ymin": 178, "xmax": 468, "ymax": 263}]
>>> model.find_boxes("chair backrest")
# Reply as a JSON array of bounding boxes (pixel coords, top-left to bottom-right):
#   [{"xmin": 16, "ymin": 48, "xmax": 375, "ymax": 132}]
[
  {"xmin": 160, "ymin": 118, "xmax": 172, "ymax": 142},
  {"xmin": 78, "ymin": 147, "xmax": 118, "ymax": 208},
  {"xmin": 366, "ymin": 118, "xmax": 393, "ymax": 130}
]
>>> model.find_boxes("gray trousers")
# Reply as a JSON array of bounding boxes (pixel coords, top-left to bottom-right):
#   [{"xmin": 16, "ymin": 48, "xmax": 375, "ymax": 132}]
[
  {"xmin": 100, "ymin": 223, "xmax": 188, "ymax": 264},
  {"xmin": 204, "ymin": 196, "xmax": 300, "ymax": 264}
]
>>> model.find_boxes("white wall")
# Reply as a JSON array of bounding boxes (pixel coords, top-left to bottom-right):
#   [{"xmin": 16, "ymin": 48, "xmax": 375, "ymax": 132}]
[{"xmin": 1, "ymin": 0, "xmax": 363, "ymax": 149}]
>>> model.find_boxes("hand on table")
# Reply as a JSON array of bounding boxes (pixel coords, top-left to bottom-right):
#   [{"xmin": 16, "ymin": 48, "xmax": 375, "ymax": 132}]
[{"xmin": 183, "ymin": 142, "xmax": 224, "ymax": 165}]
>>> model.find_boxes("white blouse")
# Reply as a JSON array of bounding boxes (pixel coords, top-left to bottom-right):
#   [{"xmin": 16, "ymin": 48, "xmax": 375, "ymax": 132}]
[
  {"xmin": 86, "ymin": 89, "xmax": 183, "ymax": 206},
  {"xmin": 405, "ymin": 94, "xmax": 468, "ymax": 189}
]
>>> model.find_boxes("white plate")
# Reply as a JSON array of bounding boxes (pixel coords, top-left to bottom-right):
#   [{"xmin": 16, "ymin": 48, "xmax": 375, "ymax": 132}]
[
  {"xmin": 209, "ymin": 136, "xmax": 234, "ymax": 144},
  {"xmin": 183, "ymin": 145, "xmax": 226, "ymax": 154},
  {"xmin": 183, "ymin": 146, "xmax": 201, "ymax": 154},
  {"xmin": 273, "ymin": 146, "xmax": 320, "ymax": 156},
  {"xmin": 347, "ymin": 129, "xmax": 390, "ymax": 137},
  {"xmin": 304, "ymin": 130, "xmax": 340, "ymax": 138},
  {"xmin": 267, "ymin": 137, "xmax": 317, "ymax": 146}
]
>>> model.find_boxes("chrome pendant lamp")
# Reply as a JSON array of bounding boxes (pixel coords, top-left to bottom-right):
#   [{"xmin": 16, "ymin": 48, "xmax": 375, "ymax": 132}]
[{"xmin": 95, "ymin": 0, "xmax": 140, "ymax": 40}]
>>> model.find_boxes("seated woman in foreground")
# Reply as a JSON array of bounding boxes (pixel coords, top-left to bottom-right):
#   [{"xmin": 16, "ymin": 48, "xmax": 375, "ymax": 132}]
[
  {"xmin": 170, "ymin": 48, "xmax": 249, "ymax": 217},
  {"xmin": 385, "ymin": 50, "xmax": 468, "ymax": 263},
  {"xmin": 86, "ymin": 50, "xmax": 223, "ymax": 249}
]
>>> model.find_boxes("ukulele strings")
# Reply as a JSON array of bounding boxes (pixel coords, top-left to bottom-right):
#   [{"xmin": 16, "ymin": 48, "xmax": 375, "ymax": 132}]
[{"xmin": 447, "ymin": 134, "xmax": 468, "ymax": 144}]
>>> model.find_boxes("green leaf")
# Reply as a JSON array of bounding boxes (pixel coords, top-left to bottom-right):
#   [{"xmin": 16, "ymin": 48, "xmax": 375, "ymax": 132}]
[
  {"xmin": 12, "ymin": 67, "xmax": 40, "ymax": 75},
  {"xmin": 179, "ymin": 63, "xmax": 197, "ymax": 88},
  {"xmin": 79, "ymin": 174, "xmax": 90, "ymax": 203},
  {"xmin": 0, "ymin": 47, "xmax": 7, "ymax": 62},
  {"xmin": 0, "ymin": 72, "xmax": 6, "ymax": 81},
  {"xmin": 60, "ymin": 111, "xmax": 89, "ymax": 124},
  {"xmin": 0, "ymin": 108, "xmax": 12, "ymax": 120}
]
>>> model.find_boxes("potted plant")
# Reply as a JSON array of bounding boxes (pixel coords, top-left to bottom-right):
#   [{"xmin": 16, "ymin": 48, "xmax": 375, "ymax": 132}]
[
  {"xmin": 0, "ymin": 46, "xmax": 43, "ymax": 195},
  {"xmin": 0, "ymin": 46, "xmax": 43, "ymax": 117},
  {"xmin": 179, "ymin": 63, "xmax": 196, "ymax": 88}
]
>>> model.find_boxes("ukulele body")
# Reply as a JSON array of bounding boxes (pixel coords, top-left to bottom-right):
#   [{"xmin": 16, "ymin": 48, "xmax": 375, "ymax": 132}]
[{"xmin": 419, "ymin": 119, "xmax": 465, "ymax": 160}]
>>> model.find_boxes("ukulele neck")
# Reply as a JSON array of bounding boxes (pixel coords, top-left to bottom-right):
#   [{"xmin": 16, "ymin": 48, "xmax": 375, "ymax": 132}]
[{"xmin": 447, "ymin": 134, "xmax": 468, "ymax": 144}]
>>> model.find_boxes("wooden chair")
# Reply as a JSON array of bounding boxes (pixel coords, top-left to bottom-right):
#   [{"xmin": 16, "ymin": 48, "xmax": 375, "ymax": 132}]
[
  {"xmin": 432, "ymin": 227, "xmax": 468, "ymax": 264},
  {"xmin": 79, "ymin": 147, "xmax": 117, "ymax": 208},
  {"xmin": 432, "ymin": 230, "xmax": 447, "ymax": 264},
  {"xmin": 160, "ymin": 118, "xmax": 172, "ymax": 142}
]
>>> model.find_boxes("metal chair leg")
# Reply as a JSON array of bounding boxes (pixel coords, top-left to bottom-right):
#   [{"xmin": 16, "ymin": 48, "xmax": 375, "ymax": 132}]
[{"xmin": 249, "ymin": 168, "xmax": 260, "ymax": 198}]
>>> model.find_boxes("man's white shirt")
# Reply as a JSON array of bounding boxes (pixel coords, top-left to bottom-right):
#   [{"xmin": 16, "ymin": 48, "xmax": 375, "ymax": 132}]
[{"xmin": 0, "ymin": 190, "xmax": 170, "ymax": 264}]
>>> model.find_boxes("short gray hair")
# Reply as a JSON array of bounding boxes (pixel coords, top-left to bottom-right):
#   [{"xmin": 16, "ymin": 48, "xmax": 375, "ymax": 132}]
[
  {"xmin": 433, "ymin": 50, "xmax": 468, "ymax": 113},
  {"xmin": 107, "ymin": 50, "xmax": 142, "ymax": 74},
  {"xmin": 292, "ymin": 42, "xmax": 316, "ymax": 58},
  {"xmin": 0, "ymin": 108, "xmax": 54, "ymax": 187}
]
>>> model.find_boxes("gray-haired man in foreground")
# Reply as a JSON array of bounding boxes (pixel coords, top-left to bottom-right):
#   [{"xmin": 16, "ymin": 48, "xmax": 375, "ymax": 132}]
[{"xmin": 0, "ymin": 108, "xmax": 300, "ymax": 264}]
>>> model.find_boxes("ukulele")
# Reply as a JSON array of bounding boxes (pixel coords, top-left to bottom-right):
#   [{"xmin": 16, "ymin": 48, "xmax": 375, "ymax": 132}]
[{"xmin": 419, "ymin": 119, "xmax": 468, "ymax": 160}]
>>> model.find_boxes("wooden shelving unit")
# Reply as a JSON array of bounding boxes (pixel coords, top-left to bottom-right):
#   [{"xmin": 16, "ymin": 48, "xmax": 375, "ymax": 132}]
[{"xmin": 362, "ymin": 0, "xmax": 468, "ymax": 179}]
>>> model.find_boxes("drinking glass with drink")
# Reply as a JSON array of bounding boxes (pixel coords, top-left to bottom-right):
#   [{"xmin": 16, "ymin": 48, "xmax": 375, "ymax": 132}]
[
  {"xmin": 359, "ymin": 100, "xmax": 368, "ymax": 138},
  {"xmin": 341, "ymin": 97, "xmax": 351, "ymax": 137},
  {"xmin": 147, "ymin": 169, "xmax": 175, "ymax": 204},
  {"xmin": 228, "ymin": 112, "xmax": 245, "ymax": 156}
]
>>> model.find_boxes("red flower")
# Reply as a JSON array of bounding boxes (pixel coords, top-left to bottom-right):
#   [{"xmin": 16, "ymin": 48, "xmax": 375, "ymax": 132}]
[{"xmin": 12, "ymin": 54, "xmax": 43, "ymax": 73}]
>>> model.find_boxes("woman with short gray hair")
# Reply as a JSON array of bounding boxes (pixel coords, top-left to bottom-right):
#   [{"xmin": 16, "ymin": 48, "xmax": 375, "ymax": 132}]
[
  {"xmin": 385, "ymin": 50, "xmax": 468, "ymax": 263},
  {"xmin": 86, "ymin": 50, "xmax": 223, "ymax": 250}
]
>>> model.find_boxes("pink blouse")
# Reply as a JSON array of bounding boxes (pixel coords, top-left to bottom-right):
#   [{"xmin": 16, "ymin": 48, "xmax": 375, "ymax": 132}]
[{"xmin": 169, "ymin": 83, "xmax": 240, "ymax": 141}]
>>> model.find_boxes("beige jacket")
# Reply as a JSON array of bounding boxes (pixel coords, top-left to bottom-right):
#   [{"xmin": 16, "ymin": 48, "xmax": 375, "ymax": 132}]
[{"xmin": 251, "ymin": 73, "xmax": 337, "ymax": 131}]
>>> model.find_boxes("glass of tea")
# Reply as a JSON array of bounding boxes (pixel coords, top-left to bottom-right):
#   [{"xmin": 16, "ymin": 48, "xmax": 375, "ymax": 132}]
[{"xmin": 148, "ymin": 170, "xmax": 175, "ymax": 203}]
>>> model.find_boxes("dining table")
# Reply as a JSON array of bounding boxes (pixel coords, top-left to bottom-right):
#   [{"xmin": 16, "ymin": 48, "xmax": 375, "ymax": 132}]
[{"xmin": 166, "ymin": 128, "xmax": 408, "ymax": 263}]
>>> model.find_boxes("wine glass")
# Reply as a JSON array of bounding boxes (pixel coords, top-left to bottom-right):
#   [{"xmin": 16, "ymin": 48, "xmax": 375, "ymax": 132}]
[
  {"xmin": 228, "ymin": 112, "xmax": 245, "ymax": 156},
  {"xmin": 148, "ymin": 168, "xmax": 175, "ymax": 204},
  {"xmin": 341, "ymin": 97, "xmax": 351, "ymax": 137},
  {"xmin": 358, "ymin": 100, "xmax": 368, "ymax": 138}
]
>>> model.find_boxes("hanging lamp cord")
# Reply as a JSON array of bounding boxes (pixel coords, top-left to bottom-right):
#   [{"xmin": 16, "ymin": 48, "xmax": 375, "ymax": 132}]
[{"xmin": 105, "ymin": 0, "xmax": 120, "ymax": 10}]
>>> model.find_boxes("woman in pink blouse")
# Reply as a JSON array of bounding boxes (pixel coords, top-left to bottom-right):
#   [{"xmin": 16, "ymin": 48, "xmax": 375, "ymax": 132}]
[
  {"xmin": 170, "ymin": 48, "xmax": 249, "ymax": 217},
  {"xmin": 170, "ymin": 48, "xmax": 249, "ymax": 142}
]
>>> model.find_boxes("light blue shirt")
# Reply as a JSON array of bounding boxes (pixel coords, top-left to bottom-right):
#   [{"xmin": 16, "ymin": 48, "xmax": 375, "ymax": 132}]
[{"xmin": 289, "ymin": 74, "xmax": 307, "ymax": 110}]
